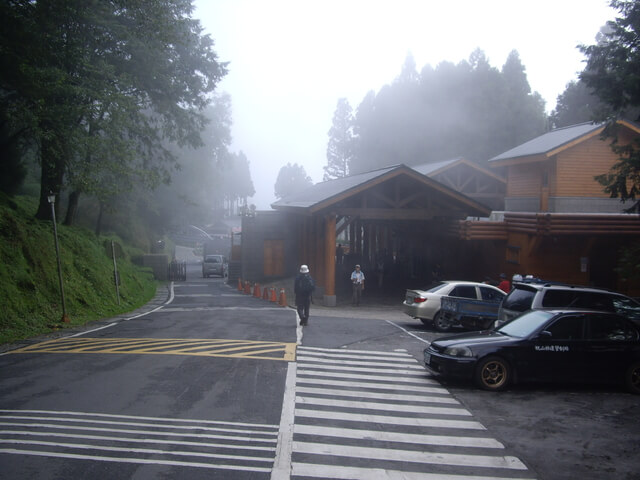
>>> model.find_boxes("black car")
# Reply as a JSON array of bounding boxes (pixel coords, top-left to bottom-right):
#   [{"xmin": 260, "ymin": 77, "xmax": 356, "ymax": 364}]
[{"xmin": 424, "ymin": 309, "xmax": 640, "ymax": 393}]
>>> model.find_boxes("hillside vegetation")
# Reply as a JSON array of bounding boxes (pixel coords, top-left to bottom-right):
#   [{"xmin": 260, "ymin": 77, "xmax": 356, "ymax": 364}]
[{"xmin": 0, "ymin": 195, "xmax": 158, "ymax": 345}]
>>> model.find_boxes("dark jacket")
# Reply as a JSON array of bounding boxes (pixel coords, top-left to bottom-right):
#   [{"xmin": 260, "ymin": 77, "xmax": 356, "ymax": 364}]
[{"xmin": 294, "ymin": 273, "xmax": 315, "ymax": 304}]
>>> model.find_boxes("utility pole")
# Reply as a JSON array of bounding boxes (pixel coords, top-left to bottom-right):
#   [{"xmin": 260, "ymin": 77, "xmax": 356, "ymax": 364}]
[{"xmin": 47, "ymin": 194, "xmax": 70, "ymax": 323}]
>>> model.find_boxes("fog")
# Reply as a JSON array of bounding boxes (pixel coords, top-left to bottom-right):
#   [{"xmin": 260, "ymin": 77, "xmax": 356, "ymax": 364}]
[{"xmin": 193, "ymin": 0, "xmax": 614, "ymax": 209}]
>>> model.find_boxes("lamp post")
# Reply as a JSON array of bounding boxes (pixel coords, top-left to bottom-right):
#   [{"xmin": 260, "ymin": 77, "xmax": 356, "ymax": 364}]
[{"xmin": 47, "ymin": 194, "xmax": 70, "ymax": 323}]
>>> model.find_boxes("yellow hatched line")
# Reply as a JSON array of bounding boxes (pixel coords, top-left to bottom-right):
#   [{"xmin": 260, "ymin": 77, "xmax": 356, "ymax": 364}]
[{"xmin": 10, "ymin": 338, "xmax": 297, "ymax": 362}]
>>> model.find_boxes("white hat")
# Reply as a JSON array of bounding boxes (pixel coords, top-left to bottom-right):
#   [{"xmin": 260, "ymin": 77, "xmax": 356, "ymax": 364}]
[{"xmin": 300, "ymin": 265, "xmax": 309, "ymax": 273}]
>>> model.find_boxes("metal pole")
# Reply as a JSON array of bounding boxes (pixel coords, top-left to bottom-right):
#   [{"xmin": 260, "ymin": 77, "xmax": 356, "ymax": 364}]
[
  {"xmin": 111, "ymin": 240, "xmax": 121, "ymax": 305},
  {"xmin": 48, "ymin": 195, "xmax": 69, "ymax": 323}
]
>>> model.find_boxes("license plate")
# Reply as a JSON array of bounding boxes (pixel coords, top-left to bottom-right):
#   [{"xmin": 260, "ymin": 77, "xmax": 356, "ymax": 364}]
[{"xmin": 424, "ymin": 352, "xmax": 431, "ymax": 365}]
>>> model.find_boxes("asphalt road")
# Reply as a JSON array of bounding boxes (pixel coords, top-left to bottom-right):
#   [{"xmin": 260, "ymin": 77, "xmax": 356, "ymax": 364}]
[{"xmin": 0, "ymin": 260, "xmax": 638, "ymax": 479}]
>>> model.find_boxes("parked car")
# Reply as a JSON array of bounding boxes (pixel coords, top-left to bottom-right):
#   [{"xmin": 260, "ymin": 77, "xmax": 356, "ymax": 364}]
[
  {"xmin": 496, "ymin": 282, "xmax": 640, "ymax": 327},
  {"xmin": 424, "ymin": 309, "xmax": 640, "ymax": 393},
  {"xmin": 403, "ymin": 281, "xmax": 507, "ymax": 332},
  {"xmin": 202, "ymin": 254, "xmax": 227, "ymax": 278}
]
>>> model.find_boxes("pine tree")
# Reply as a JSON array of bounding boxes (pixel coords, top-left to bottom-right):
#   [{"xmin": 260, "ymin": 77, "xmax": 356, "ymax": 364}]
[{"xmin": 324, "ymin": 98, "xmax": 354, "ymax": 181}]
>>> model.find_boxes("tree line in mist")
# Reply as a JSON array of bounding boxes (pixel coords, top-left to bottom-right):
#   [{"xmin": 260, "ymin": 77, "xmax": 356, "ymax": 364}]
[{"xmin": 3, "ymin": 0, "xmax": 640, "ymax": 248}]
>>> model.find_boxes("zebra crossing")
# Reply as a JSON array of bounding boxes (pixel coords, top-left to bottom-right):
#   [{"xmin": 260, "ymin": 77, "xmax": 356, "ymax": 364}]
[
  {"xmin": 289, "ymin": 346, "xmax": 535, "ymax": 479},
  {"xmin": 0, "ymin": 409, "xmax": 278, "ymax": 474}
]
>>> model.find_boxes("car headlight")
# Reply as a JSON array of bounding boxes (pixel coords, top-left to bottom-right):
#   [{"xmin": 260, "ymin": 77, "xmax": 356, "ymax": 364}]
[{"xmin": 444, "ymin": 345, "xmax": 473, "ymax": 357}]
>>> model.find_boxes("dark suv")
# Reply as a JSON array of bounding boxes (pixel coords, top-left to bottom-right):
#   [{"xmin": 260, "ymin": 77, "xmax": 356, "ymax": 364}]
[{"xmin": 496, "ymin": 283, "xmax": 640, "ymax": 326}]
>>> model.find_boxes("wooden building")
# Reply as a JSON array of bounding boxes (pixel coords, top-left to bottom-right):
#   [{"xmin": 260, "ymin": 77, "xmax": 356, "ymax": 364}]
[
  {"xmin": 240, "ymin": 121, "xmax": 640, "ymax": 302},
  {"xmin": 241, "ymin": 162, "xmax": 506, "ymax": 305},
  {"xmin": 458, "ymin": 121, "xmax": 640, "ymax": 294}
]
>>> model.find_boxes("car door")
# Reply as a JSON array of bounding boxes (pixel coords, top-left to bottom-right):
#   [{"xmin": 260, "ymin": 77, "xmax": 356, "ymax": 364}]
[
  {"xmin": 582, "ymin": 313, "xmax": 639, "ymax": 383},
  {"xmin": 526, "ymin": 313, "xmax": 587, "ymax": 382}
]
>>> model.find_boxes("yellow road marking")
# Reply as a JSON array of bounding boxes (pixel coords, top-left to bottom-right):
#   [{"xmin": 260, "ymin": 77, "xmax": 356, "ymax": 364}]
[{"xmin": 10, "ymin": 338, "xmax": 297, "ymax": 362}]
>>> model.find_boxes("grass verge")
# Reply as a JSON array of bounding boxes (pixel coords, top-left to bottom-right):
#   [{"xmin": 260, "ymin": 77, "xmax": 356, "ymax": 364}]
[{"xmin": 0, "ymin": 195, "xmax": 158, "ymax": 344}]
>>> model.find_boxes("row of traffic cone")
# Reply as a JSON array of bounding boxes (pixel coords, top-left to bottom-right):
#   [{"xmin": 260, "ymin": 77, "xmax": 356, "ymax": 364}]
[{"xmin": 237, "ymin": 278, "xmax": 287, "ymax": 306}]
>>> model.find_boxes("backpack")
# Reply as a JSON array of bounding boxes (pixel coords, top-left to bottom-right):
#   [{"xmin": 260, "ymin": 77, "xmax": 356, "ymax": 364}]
[{"xmin": 299, "ymin": 274, "xmax": 315, "ymax": 294}]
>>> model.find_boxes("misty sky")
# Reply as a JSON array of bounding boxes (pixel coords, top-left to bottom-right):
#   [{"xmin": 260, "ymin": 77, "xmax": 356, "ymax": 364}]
[{"xmin": 193, "ymin": 0, "xmax": 615, "ymax": 209}]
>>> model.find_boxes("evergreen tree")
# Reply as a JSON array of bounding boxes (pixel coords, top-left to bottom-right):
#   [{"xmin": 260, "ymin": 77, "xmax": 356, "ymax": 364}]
[
  {"xmin": 324, "ymin": 98, "xmax": 354, "ymax": 180},
  {"xmin": 549, "ymin": 80, "xmax": 606, "ymax": 128},
  {"xmin": 274, "ymin": 163, "xmax": 313, "ymax": 199},
  {"xmin": 350, "ymin": 49, "xmax": 548, "ymax": 174},
  {"xmin": 580, "ymin": 0, "xmax": 640, "ymax": 211}
]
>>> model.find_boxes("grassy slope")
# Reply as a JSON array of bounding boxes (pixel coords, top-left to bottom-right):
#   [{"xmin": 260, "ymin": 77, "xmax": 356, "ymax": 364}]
[{"xmin": 0, "ymin": 195, "xmax": 158, "ymax": 344}]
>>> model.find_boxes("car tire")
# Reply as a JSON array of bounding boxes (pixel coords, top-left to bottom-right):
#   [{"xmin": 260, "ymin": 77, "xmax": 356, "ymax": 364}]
[
  {"xmin": 474, "ymin": 356, "xmax": 511, "ymax": 391},
  {"xmin": 433, "ymin": 312, "xmax": 451, "ymax": 332},
  {"xmin": 625, "ymin": 362, "xmax": 640, "ymax": 394}
]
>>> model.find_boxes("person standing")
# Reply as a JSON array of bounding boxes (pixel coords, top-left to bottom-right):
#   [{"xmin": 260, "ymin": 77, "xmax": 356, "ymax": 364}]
[
  {"xmin": 351, "ymin": 264, "xmax": 365, "ymax": 306},
  {"xmin": 294, "ymin": 265, "xmax": 315, "ymax": 326},
  {"xmin": 498, "ymin": 273, "xmax": 511, "ymax": 293}
]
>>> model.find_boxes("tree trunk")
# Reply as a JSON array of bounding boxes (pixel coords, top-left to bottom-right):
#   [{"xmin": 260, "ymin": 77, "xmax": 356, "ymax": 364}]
[
  {"xmin": 95, "ymin": 201, "xmax": 104, "ymax": 236},
  {"xmin": 64, "ymin": 190, "xmax": 80, "ymax": 226},
  {"xmin": 35, "ymin": 136, "xmax": 66, "ymax": 221}
]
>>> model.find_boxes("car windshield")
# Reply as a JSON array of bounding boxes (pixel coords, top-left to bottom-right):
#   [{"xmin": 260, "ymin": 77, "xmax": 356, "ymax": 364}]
[
  {"xmin": 497, "ymin": 310, "xmax": 554, "ymax": 338},
  {"xmin": 205, "ymin": 256, "xmax": 220, "ymax": 263}
]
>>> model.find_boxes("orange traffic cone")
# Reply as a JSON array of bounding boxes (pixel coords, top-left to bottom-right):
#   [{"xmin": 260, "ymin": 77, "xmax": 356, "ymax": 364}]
[
  {"xmin": 244, "ymin": 281, "xmax": 251, "ymax": 295},
  {"xmin": 278, "ymin": 288, "xmax": 287, "ymax": 307},
  {"xmin": 263, "ymin": 287, "xmax": 269, "ymax": 300},
  {"xmin": 237, "ymin": 278, "xmax": 243, "ymax": 291},
  {"xmin": 269, "ymin": 287, "xmax": 277, "ymax": 302},
  {"xmin": 253, "ymin": 283, "xmax": 261, "ymax": 298}
]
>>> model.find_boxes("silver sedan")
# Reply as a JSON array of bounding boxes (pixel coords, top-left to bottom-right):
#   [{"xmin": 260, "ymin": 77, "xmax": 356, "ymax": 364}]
[{"xmin": 403, "ymin": 280, "xmax": 506, "ymax": 331}]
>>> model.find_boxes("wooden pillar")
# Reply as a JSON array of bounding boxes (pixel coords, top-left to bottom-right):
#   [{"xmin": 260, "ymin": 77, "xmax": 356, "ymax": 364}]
[
  {"xmin": 314, "ymin": 216, "xmax": 325, "ymax": 287},
  {"xmin": 324, "ymin": 214, "xmax": 336, "ymax": 302}
]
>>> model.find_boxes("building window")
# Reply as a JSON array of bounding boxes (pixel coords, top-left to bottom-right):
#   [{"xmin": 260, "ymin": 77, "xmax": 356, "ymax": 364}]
[{"xmin": 507, "ymin": 245, "xmax": 520, "ymax": 265}]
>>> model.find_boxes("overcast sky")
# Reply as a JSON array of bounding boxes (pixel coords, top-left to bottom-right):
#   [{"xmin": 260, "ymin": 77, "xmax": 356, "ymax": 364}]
[{"xmin": 193, "ymin": 0, "xmax": 615, "ymax": 209}]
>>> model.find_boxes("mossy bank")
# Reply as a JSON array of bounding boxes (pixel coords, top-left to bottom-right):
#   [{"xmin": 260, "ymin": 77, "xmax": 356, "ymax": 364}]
[{"xmin": 0, "ymin": 195, "xmax": 158, "ymax": 344}]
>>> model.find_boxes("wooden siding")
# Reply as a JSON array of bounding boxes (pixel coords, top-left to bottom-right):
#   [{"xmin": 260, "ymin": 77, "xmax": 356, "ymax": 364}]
[
  {"xmin": 263, "ymin": 239, "xmax": 284, "ymax": 276},
  {"xmin": 555, "ymin": 135, "xmax": 616, "ymax": 197},
  {"xmin": 506, "ymin": 163, "xmax": 542, "ymax": 196}
]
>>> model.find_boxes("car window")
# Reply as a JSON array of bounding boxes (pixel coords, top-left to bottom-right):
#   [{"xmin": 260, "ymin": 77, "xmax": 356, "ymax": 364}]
[
  {"xmin": 449, "ymin": 285, "xmax": 477, "ymax": 299},
  {"xmin": 544, "ymin": 315, "xmax": 585, "ymax": 340},
  {"xmin": 541, "ymin": 289, "xmax": 578, "ymax": 308},
  {"xmin": 587, "ymin": 315, "xmax": 639, "ymax": 341},
  {"xmin": 573, "ymin": 292, "xmax": 614, "ymax": 311},
  {"xmin": 480, "ymin": 286, "xmax": 504, "ymax": 301},
  {"xmin": 502, "ymin": 287, "xmax": 536, "ymax": 312},
  {"xmin": 426, "ymin": 282, "xmax": 448, "ymax": 293},
  {"xmin": 205, "ymin": 256, "xmax": 220, "ymax": 263},
  {"xmin": 612, "ymin": 296, "xmax": 640, "ymax": 322}
]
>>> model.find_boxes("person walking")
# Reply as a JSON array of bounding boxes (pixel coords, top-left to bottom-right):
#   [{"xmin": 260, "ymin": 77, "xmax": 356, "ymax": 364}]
[
  {"xmin": 350, "ymin": 264, "xmax": 365, "ymax": 306},
  {"xmin": 294, "ymin": 264, "xmax": 315, "ymax": 326}
]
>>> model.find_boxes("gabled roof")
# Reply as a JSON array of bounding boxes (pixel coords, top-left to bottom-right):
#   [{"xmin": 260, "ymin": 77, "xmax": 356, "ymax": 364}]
[
  {"xmin": 489, "ymin": 122, "xmax": 604, "ymax": 164},
  {"xmin": 412, "ymin": 158, "xmax": 461, "ymax": 176},
  {"xmin": 489, "ymin": 120, "xmax": 640, "ymax": 165},
  {"xmin": 413, "ymin": 157, "xmax": 505, "ymax": 183},
  {"xmin": 271, "ymin": 164, "xmax": 491, "ymax": 216}
]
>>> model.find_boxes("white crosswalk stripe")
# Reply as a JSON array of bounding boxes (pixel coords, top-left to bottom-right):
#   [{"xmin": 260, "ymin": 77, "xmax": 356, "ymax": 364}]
[
  {"xmin": 291, "ymin": 346, "xmax": 536, "ymax": 479},
  {"xmin": 0, "ymin": 409, "xmax": 278, "ymax": 473}
]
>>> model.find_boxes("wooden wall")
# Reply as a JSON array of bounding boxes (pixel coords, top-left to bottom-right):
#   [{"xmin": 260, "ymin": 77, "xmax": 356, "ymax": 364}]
[{"xmin": 556, "ymin": 135, "xmax": 618, "ymax": 197}]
